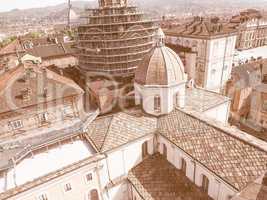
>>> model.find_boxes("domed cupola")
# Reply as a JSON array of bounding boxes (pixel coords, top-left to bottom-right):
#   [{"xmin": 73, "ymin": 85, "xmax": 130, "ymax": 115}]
[{"xmin": 134, "ymin": 28, "xmax": 187, "ymax": 116}]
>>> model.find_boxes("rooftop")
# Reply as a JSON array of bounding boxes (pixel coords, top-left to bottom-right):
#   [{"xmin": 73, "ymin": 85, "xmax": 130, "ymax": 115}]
[
  {"xmin": 232, "ymin": 172, "xmax": 267, "ymax": 200},
  {"xmin": 158, "ymin": 109, "xmax": 267, "ymax": 191},
  {"xmin": 0, "ymin": 62, "xmax": 83, "ymax": 114},
  {"xmin": 85, "ymin": 109, "xmax": 157, "ymax": 152},
  {"xmin": 24, "ymin": 42, "xmax": 76, "ymax": 59},
  {"xmin": 183, "ymin": 87, "xmax": 230, "ymax": 113},
  {"xmin": 128, "ymin": 153, "xmax": 212, "ymax": 200},
  {"xmin": 0, "ymin": 136, "xmax": 95, "ymax": 193},
  {"xmin": 234, "ymin": 46, "xmax": 267, "ymax": 65},
  {"xmin": 135, "ymin": 45, "xmax": 186, "ymax": 86},
  {"xmin": 86, "ymin": 107, "xmax": 267, "ymax": 191},
  {"xmin": 165, "ymin": 17, "xmax": 237, "ymax": 39}
]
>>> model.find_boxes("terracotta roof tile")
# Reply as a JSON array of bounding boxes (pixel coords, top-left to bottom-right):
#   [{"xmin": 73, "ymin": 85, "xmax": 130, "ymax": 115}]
[
  {"xmin": 158, "ymin": 110, "xmax": 267, "ymax": 191},
  {"xmin": 0, "ymin": 63, "xmax": 83, "ymax": 114},
  {"xmin": 85, "ymin": 108, "xmax": 157, "ymax": 152},
  {"xmin": 128, "ymin": 153, "xmax": 212, "ymax": 200}
]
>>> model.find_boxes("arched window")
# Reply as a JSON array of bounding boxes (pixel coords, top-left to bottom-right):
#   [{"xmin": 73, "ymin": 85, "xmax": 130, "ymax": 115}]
[
  {"xmin": 201, "ymin": 175, "xmax": 209, "ymax": 194},
  {"xmin": 154, "ymin": 95, "xmax": 161, "ymax": 112},
  {"xmin": 142, "ymin": 141, "xmax": 148, "ymax": 158},
  {"xmin": 163, "ymin": 144, "xmax": 167, "ymax": 158},
  {"xmin": 89, "ymin": 189, "xmax": 99, "ymax": 200},
  {"xmin": 181, "ymin": 158, "xmax": 187, "ymax": 174}
]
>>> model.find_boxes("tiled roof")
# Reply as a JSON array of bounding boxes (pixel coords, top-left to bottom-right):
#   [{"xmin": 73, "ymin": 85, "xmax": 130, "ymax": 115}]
[
  {"xmin": 86, "ymin": 107, "xmax": 267, "ymax": 191},
  {"xmin": 25, "ymin": 42, "xmax": 76, "ymax": 59},
  {"xmin": 0, "ymin": 63, "xmax": 83, "ymax": 114},
  {"xmin": 128, "ymin": 153, "xmax": 212, "ymax": 200},
  {"xmin": 232, "ymin": 172, "xmax": 267, "ymax": 200},
  {"xmin": 184, "ymin": 87, "xmax": 230, "ymax": 113},
  {"xmin": 135, "ymin": 46, "xmax": 186, "ymax": 86},
  {"xmin": 0, "ymin": 39, "xmax": 25, "ymax": 55},
  {"xmin": 165, "ymin": 17, "xmax": 237, "ymax": 39},
  {"xmin": 158, "ymin": 110, "xmax": 267, "ymax": 191},
  {"xmin": 85, "ymin": 108, "xmax": 157, "ymax": 152}
]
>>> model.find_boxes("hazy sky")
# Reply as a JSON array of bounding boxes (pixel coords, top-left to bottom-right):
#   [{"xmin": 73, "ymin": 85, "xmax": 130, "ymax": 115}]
[{"xmin": 0, "ymin": 0, "xmax": 93, "ymax": 12}]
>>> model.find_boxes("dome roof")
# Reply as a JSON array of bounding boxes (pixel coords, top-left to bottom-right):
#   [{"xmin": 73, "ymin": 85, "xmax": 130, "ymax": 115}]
[{"xmin": 135, "ymin": 45, "xmax": 186, "ymax": 86}]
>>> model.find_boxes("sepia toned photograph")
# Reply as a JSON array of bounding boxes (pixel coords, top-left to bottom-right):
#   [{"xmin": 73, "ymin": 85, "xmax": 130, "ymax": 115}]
[{"xmin": 0, "ymin": 0, "xmax": 266, "ymax": 200}]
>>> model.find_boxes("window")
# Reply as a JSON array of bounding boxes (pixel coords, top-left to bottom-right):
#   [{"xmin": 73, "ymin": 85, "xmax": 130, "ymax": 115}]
[
  {"xmin": 21, "ymin": 88, "xmax": 31, "ymax": 101},
  {"xmin": 181, "ymin": 158, "xmax": 187, "ymax": 174},
  {"xmin": 163, "ymin": 144, "xmax": 167, "ymax": 158},
  {"xmin": 38, "ymin": 194, "xmax": 48, "ymax": 200},
  {"xmin": 142, "ymin": 141, "xmax": 148, "ymax": 158},
  {"xmin": 154, "ymin": 95, "xmax": 161, "ymax": 112},
  {"xmin": 9, "ymin": 120, "xmax": 23, "ymax": 130},
  {"xmin": 39, "ymin": 113, "xmax": 48, "ymax": 124},
  {"xmin": 63, "ymin": 105, "xmax": 73, "ymax": 116},
  {"xmin": 64, "ymin": 183, "xmax": 72, "ymax": 192},
  {"xmin": 85, "ymin": 173, "xmax": 93, "ymax": 183},
  {"xmin": 201, "ymin": 175, "xmax": 209, "ymax": 193},
  {"xmin": 89, "ymin": 189, "xmax": 99, "ymax": 200}
]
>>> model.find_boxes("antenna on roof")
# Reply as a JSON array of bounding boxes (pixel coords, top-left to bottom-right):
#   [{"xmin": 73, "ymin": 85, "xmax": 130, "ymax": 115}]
[{"xmin": 67, "ymin": 0, "xmax": 72, "ymax": 30}]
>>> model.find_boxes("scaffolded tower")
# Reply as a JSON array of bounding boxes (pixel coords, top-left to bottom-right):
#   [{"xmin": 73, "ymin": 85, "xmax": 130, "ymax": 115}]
[{"xmin": 77, "ymin": 0, "xmax": 157, "ymax": 77}]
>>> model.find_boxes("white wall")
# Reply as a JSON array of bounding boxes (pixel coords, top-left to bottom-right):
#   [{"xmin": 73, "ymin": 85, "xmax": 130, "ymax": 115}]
[
  {"xmin": 166, "ymin": 34, "xmax": 237, "ymax": 92},
  {"xmin": 204, "ymin": 101, "xmax": 230, "ymax": 124},
  {"xmin": 8, "ymin": 161, "xmax": 102, "ymax": 200},
  {"xmin": 104, "ymin": 135, "xmax": 155, "ymax": 200},
  {"xmin": 157, "ymin": 135, "xmax": 237, "ymax": 200},
  {"xmin": 134, "ymin": 83, "xmax": 185, "ymax": 116}
]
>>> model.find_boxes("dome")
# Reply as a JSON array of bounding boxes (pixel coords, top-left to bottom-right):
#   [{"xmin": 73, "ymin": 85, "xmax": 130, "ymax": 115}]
[{"xmin": 135, "ymin": 45, "xmax": 186, "ymax": 86}]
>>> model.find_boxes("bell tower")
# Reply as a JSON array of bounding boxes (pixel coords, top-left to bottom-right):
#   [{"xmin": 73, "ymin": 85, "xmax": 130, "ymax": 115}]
[{"xmin": 98, "ymin": 0, "xmax": 127, "ymax": 7}]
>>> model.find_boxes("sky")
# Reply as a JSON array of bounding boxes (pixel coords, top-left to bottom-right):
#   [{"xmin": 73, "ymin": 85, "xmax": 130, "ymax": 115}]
[{"xmin": 0, "ymin": 0, "xmax": 93, "ymax": 12}]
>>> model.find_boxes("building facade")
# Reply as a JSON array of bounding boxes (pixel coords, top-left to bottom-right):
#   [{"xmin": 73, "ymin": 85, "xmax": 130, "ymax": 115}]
[
  {"xmin": 0, "ymin": 56, "xmax": 85, "ymax": 141},
  {"xmin": 226, "ymin": 58, "xmax": 267, "ymax": 132},
  {"xmin": 230, "ymin": 9, "xmax": 267, "ymax": 50},
  {"xmin": 165, "ymin": 17, "xmax": 237, "ymax": 93}
]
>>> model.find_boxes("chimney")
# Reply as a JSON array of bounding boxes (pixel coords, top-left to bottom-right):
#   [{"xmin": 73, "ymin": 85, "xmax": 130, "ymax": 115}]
[{"xmin": 37, "ymin": 67, "xmax": 48, "ymax": 99}]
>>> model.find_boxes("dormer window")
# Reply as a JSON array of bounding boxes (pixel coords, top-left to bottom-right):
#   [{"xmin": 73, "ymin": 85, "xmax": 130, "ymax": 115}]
[{"xmin": 9, "ymin": 120, "xmax": 23, "ymax": 130}]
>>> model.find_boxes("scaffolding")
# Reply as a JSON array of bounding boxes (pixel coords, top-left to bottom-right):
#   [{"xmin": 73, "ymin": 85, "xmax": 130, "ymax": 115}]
[{"xmin": 77, "ymin": 0, "xmax": 157, "ymax": 77}]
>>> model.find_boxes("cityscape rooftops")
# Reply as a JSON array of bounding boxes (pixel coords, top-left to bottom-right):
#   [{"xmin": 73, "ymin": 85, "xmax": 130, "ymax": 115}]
[
  {"xmin": 24, "ymin": 42, "xmax": 76, "ymax": 60},
  {"xmin": 86, "ymin": 106, "xmax": 267, "ymax": 191},
  {"xmin": 164, "ymin": 17, "xmax": 237, "ymax": 39},
  {"xmin": 0, "ymin": 106, "xmax": 267, "ymax": 198},
  {"xmin": 0, "ymin": 62, "xmax": 83, "ymax": 114}
]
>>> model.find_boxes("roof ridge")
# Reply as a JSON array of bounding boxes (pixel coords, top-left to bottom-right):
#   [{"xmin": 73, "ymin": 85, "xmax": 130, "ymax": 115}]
[
  {"xmin": 100, "ymin": 114, "xmax": 115, "ymax": 151},
  {"xmin": 159, "ymin": 46, "xmax": 168, "ymax": 85}
]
